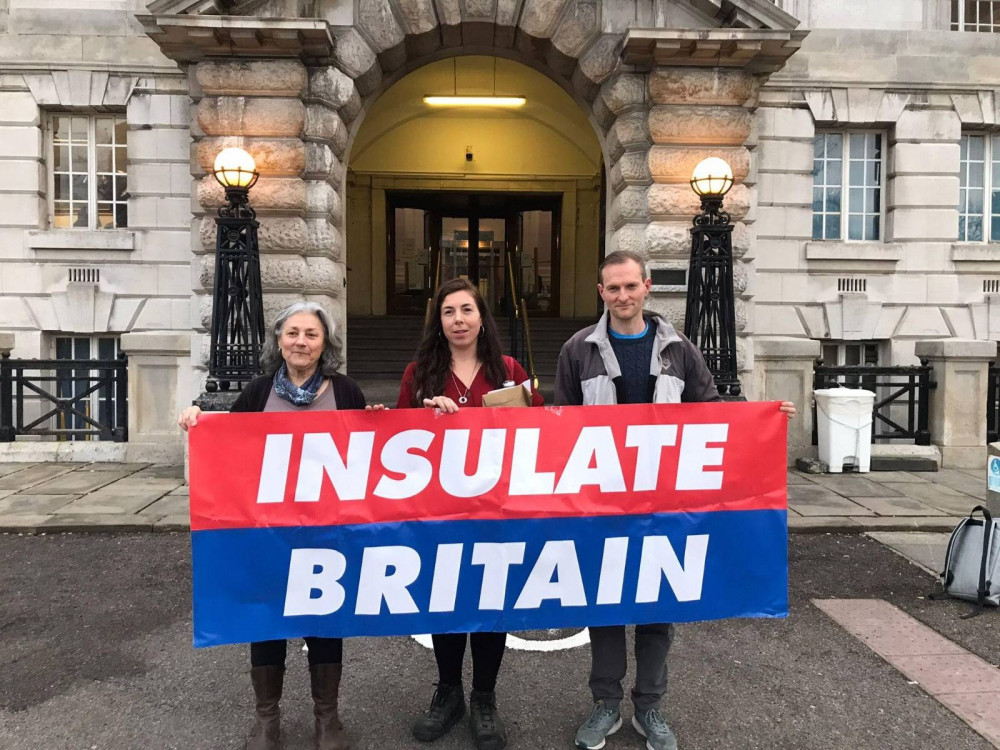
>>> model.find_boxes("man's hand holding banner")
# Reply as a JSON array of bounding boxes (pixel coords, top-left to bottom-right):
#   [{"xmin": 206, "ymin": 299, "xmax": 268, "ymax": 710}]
[{"xmin": 189, "ymin": 402, "xmax": 788, "ymax": 647}]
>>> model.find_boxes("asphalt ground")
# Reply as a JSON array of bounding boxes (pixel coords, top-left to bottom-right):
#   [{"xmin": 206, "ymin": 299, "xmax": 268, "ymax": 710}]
[{"xmin": 0, "ymin": 532, "xmax": 996, "ymax": 750}]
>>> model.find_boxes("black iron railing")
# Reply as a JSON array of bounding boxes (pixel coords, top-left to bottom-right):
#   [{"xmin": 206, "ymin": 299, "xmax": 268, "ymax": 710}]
[
  {"xmin": 988, "ymin": 363, "xmax": 1000, "ymax": 443},
  {"xmin": 0, "ymin": 353, "xmax": 128, "ymax": 442},
  {"xmin": 812, "ymin": 360, "xmax": 934, "ymax": 445}
]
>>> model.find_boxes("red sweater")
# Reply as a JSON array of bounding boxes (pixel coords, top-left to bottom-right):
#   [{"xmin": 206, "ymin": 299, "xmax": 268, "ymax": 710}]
[{"xmin": 396, "ymin": 355, "xmax": 544, "ymax": 409}]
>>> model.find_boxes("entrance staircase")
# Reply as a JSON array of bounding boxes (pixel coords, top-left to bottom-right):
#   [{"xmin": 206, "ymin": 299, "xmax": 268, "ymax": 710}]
[{"xmin": 346, "ymin": 315, "xmax": 598, "ymax": 405}]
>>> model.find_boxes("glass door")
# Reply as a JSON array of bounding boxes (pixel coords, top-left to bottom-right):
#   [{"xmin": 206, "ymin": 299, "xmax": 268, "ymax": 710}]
[
  {"xmin": 477, "ymin": 217, "xmax": 506, "ymax": 314},
  {"xmin": 518, "ymin": 209, "xmax": 557, "ymax": 315},
  {"xmin": 387, "ymin": 206, "xmax": 433, "ymax": 314},
  {"xmin": 387, "ymin": 192, "xmax": 561, "ymax": 316},
  {"xmin": 439, "ymin": 216, "xmax": 471, "ymax": 283}
]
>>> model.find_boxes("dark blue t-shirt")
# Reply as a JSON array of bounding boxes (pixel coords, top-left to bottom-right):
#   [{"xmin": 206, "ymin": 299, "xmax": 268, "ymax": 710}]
[{"xmin": 608, "ymin": 322, "xmax": 656, "ymax": 404}]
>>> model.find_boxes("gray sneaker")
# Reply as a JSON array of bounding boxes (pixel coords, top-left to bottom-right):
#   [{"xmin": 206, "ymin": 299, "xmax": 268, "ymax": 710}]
[
  {"xmin": 632, "ymin": 708, "xmax": 677, "ymax": 750},
  {"xmin": 574, "ymin": 701, "xmax": 622, "ymax": 750}
]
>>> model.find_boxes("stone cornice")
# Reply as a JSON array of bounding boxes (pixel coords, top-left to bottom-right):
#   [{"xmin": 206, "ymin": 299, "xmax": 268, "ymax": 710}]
[
  {"xmin": 622, "ymin": 28, "xmax": 808, "ymax": 74},
  {"xmin": 146, "ymin": 0, "xmax": 238, "ymax": 13},
  {"xmin": 729, "ymin": 0, "xmax": 801, "ymax": 30},
  {"xmin": 137, "ymin": 14, "xmax": 335, "ymax": 64},
  {"xmin": 683, "ymin": 0, "xmax": 801, "ymax": 30}
]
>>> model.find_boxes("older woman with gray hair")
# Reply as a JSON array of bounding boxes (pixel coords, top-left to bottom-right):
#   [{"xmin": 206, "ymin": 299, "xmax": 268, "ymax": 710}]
[{"xmin": 179, "ymin": 301, "xmax": 382, "ymax": 750}]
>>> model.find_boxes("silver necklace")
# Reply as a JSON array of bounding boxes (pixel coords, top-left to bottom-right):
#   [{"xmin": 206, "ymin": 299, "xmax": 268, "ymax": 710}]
[{"xmin": 451, "ymin": 363, "xmax": 481, "ymax": 404}]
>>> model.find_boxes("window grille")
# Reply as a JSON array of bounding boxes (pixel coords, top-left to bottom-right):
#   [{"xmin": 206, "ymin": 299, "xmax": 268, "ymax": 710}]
[
  {"xmin": 837, "ymin": 278, "xmax": 867, "ymax": 293},
  {"xmin": 68, "ymin": 268, "xmax": 100, "ymax": 283}
]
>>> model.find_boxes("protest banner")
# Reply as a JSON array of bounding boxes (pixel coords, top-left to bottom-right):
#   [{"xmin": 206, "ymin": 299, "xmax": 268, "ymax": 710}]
[{"xmin": 189, "ymin": 402, "xmax": 788, "ymax": 647}]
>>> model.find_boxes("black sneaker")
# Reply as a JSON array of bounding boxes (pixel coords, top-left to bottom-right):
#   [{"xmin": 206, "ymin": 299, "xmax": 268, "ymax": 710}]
[
  {"xmin": 469, "ymin": 689, "xmax": 507, "ymax": 750},
  {"xmin": 413, "ymin": 682, "xmax": 466, "ymax": 742}
]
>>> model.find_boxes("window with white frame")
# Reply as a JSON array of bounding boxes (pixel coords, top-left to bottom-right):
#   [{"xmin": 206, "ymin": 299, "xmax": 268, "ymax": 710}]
[
  {"xmin": 812, "ymin": 132, "xmax": 884, "ymax": 242},
  {"xmin": 958, "ymin": 133, "xmax": 1000, "ymax": 242},
  {"xmin": 952, "ymin": 0, "xmax": 1000, "ymax": 31},
  {"xmin": 49, "ymin": 114, "xmax": 128, "ymax": 230},
  {"xmin": 53, "ymin": 335, "xmax": 121, "ymax": 441}
]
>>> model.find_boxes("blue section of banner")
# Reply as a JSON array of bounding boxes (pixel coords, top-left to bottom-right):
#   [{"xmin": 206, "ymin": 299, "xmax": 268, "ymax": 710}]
[{"xmin": 191, "ymin": 510, "xmax": 788, "ymax": 647}]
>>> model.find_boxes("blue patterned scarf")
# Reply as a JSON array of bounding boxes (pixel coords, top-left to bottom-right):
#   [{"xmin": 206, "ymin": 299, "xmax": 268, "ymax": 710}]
[{"xmin": 273, "ymin": 363, "xmax": 325, "ymax": 406}]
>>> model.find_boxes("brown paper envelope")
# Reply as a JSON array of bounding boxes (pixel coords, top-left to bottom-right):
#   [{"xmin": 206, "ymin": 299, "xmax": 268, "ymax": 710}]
[{"xmin": 482, "ymin": 384, "xmax": 531, "ymax": 408}]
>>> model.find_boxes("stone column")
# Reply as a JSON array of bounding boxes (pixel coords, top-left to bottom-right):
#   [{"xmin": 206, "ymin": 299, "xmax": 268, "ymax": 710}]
[
  {"xmin": 642, "ymin": 68, "xmax": 757, "ymax": 373},
  {"xmin": 119, "ymin": 331, "xmax": 193, "ymax": 464},
  {"xmin": 602, "ymin": 72, "xmax": 652, "ymax": 263},
  {"xmin": 191, "ymin": 59, "xmax": 347, "ymax": 386},
  {"xmin": 0, "ymin": 333, "xmax": 12, "ymax": 356},
  {"xmin": 751, "ymin": 337, "xmax": 821, "ymax": 465},
  {"xmin": 914, "ymin": 339, "xmax": 998, "ymax": 469},
  {"xmin": 888, "ymin": 109, "xmax": 961, "ymax": 243}
]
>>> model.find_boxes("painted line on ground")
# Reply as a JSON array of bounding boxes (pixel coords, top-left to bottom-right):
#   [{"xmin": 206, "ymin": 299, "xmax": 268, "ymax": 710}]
[{"xmin": 411, "ymin": 629, "xmax": 590, "ymax": 652}]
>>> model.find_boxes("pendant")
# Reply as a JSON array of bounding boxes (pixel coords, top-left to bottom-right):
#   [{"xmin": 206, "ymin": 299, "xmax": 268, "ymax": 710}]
[{"xmin": 459, "ymin": 395, "xmax": 468, "ymax": 404}]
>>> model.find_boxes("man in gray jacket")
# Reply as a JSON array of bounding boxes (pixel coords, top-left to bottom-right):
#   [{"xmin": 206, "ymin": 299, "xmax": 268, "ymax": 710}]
[{"xmin": 557, "ymin": 250, "xmax": 793, "ymax": 750}]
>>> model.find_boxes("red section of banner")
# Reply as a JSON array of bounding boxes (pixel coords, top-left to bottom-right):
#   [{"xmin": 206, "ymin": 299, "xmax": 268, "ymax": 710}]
[{"xmin": 188, "ymin": 402, "xmax": 787, "ymax": 532}]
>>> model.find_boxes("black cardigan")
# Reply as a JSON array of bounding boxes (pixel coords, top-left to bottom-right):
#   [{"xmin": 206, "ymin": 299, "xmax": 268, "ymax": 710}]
[{"xmin": 230, "ymin": 373, "xmax": 368, "ymax": 413}]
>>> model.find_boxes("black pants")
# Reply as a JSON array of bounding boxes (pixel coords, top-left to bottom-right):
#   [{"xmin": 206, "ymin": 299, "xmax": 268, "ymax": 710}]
[
  {"xmin": 432, "ymin": 632, "xmax": 506, "ymax": 692},
  {"xmin": 251, "ymin": 638, "xmax": 343, "ymax": 668}
]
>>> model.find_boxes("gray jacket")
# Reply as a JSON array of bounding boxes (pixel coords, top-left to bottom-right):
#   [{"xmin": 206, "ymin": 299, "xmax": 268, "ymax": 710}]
[{"xmin": 553, "ymin": 310, "xmax": 721, "ymax": 406}]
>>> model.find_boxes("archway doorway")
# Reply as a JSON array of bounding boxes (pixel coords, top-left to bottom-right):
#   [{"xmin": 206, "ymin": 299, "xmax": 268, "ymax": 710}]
[{"xmin": 345, "ymin": 56, "xmax": 603, "ymax": 322}]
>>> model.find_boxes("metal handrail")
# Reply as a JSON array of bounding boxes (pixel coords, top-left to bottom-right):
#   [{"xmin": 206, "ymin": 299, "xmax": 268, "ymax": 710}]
[
  {"xmin": 424, "ymin": 249, "xmax": 442, "ymax": 327},
  {"xmin": 519, "ymin": 298, "xmax": 539, "ymax": 390},
  {"xmin": 505, "ymin": 251, "xmax": 537, "ymax": 387}
]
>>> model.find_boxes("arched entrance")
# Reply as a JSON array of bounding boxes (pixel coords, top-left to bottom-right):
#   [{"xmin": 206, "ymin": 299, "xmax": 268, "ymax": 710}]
[
  {"xmin": 346, "ymin": 55, "xmax": 603, "ymax": 320},
  {"xmin": 141, "ymin": 1, "xmax": 805, "ymax": 399},
  {"xmin": 343, "ymin": 53, "xmax": 606, "ymax": 397}
]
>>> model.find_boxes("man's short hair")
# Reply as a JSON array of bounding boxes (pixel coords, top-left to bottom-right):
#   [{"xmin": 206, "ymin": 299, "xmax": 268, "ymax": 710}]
[{"xmin": 599, "ymin": 250, "xmax": 647, "ymax": 284}]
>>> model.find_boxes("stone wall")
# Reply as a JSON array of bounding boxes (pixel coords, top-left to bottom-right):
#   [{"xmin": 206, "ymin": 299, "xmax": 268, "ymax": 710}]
[
  {"xmin": 181, "ymin": 0, "xmax": 636, "ymax": 380},
  {"xmin": 0, "ymin": 3, "xmax": 195, "ymax": 457},
  {"xmin": 0, "ymin": 0, "xmax": 190, "ymax": 355},
  {"xmin": 607, "ymin": 67, "xmax": 759, "ymax": 377},
  {"xmin": 753, "ymin": 27, "xmax": 1000, "ymax": 383}
]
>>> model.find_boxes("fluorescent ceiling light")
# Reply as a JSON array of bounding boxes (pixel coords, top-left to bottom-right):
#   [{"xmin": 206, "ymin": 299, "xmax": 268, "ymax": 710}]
[{"xmin": 423, "ymin": 96, "xmax": 526, "ymax": 107}]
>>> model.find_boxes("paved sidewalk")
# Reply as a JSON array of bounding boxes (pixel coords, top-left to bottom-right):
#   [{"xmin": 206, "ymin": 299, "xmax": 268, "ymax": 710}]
[
  {"xmin": 0, "ymin": 462, "xmax": 988, "ymax": 533},
  {"xmin": 0, "ymin": 463, "xmax": 187, "ymax": 532},
  {"xmin": 787, "ymin": 467, "xmax": 987, "ymax": 533}
]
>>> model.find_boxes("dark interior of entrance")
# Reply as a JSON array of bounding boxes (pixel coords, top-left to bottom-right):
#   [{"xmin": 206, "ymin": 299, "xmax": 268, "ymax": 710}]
[{"xmin": 387, "ymin": 191, "xmax": 561, "ymax": 317}]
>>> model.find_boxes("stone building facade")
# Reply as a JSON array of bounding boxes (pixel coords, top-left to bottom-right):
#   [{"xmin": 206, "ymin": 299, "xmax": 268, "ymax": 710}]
[{"xmin": 0, "ymin": 0, "xmax": 996, "ymax": 465}]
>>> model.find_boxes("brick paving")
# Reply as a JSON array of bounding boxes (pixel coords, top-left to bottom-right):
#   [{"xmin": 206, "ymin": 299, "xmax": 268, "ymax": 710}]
[
  {"xmin": 0, "ymin": 462, "xmax": 987, "ymax": 533},
  {"xmin": 816, "ymin": 599, "xmax": 1000, "ymax": 748}
]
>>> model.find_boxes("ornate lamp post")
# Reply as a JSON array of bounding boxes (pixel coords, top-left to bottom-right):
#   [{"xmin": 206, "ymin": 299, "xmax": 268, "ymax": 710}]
[
  {"xmin": 684, "ymin": 157, "xmax": 742, "ymax": 399},
  {"xmin": 205, "ymin": 147, "xmax": 265, "ymax": 396}
]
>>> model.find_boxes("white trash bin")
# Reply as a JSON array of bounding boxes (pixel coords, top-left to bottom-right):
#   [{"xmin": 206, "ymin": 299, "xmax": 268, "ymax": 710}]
[{"xmin": 814, "ymin": 388, "xmax": 876, "ymax": 473}]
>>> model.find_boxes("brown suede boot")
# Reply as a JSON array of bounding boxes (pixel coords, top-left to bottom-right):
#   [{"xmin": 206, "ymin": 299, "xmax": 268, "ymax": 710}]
[
  {"xmin": 246, "ymin": 665, "xmax": 283, "ymax": 750},
  {"xmin": 310, "ymin": 663, "xmax": 349, "ymax": 750}
]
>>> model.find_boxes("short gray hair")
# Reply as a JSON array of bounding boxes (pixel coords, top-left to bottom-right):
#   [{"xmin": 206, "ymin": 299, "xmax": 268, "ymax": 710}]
[{"xmin": 259, "ymin": 301, "xmax": 344, "ymax": 376}]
